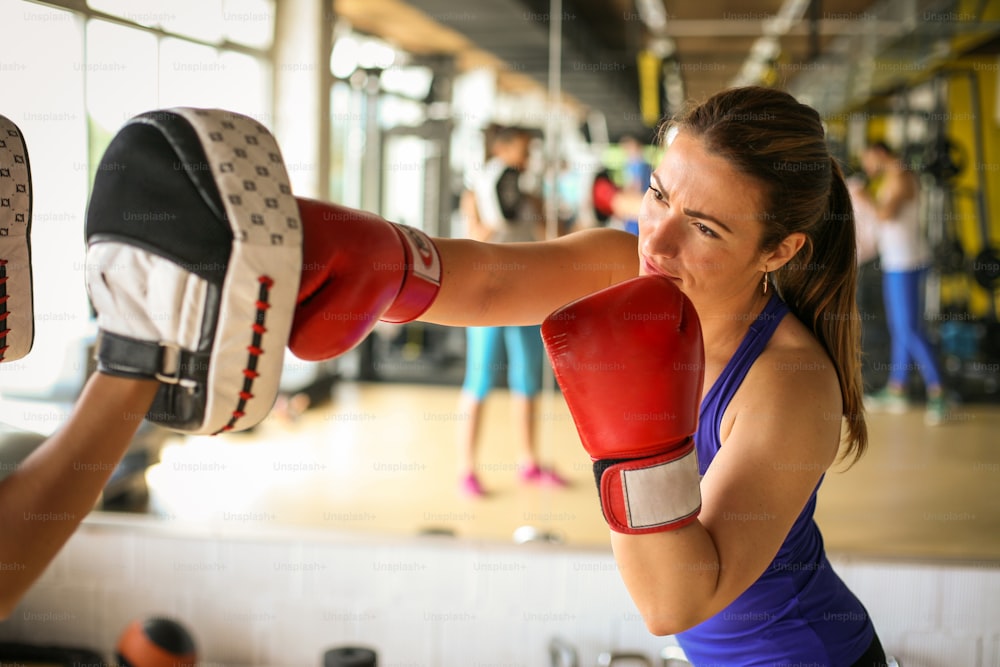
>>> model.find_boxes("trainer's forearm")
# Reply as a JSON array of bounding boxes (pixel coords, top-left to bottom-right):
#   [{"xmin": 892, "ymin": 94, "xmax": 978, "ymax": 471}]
[{"xmin": 0, "ymin": 374, "xmax": 157, "ymax": 618}]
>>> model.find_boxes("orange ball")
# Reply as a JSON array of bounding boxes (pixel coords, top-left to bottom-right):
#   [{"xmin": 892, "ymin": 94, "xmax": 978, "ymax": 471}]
[{"xmin": 116, "ymin": 617, "xmax": 197, "ymax": 667}]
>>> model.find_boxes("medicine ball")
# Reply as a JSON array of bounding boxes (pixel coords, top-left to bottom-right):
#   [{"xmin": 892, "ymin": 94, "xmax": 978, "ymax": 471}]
[{"xmin": 116, "ymin": 617, "xmax": 196, "ymax": 667}]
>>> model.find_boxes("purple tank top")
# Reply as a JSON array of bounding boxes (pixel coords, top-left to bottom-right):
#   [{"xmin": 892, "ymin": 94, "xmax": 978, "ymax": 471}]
[{"xmin": 675, "ymin": 294, "xmax": 875, "ymax": 666}]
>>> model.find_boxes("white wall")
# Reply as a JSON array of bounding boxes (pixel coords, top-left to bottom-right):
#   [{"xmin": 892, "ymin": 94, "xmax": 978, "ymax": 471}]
[{"xmin": 1, "ymin": 515, "xmax": 998, "ymax": 666}]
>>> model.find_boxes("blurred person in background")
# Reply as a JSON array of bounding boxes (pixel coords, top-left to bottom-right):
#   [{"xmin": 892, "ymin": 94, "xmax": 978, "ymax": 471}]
[
  {"xmin": 455, "ymin": 126, "xmax": 566, "ymax": 497},
  {"xmin": 855, "ymin": 141, "xmax": 948, "ymax": 425},
  {"xmin": 619, "ymin": 133, "xmax": 654, "ymax": 236}
]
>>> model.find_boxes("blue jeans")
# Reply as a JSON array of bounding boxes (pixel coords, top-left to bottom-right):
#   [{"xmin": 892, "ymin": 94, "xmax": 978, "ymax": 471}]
[{"xmin": 882, "ymin": 268, "xmax": 942, "ymax": 389}]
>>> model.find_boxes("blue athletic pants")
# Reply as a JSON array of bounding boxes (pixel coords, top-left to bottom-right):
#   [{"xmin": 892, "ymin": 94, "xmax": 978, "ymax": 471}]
[{"xmin": 882, "ymin": 268, "xmax": 942, "ymax": 389}]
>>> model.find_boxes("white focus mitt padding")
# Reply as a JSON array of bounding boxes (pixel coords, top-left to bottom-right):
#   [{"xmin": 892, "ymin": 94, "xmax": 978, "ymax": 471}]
[{"xmin": 85, "ymin": 108, "xmax": 302, "ymax": 435}]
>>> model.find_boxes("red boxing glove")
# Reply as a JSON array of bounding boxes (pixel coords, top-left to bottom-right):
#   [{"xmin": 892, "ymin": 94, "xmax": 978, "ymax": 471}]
[
  {"xmin": 541, "ymin": 276, "xmax": 705, "ymax": 534},
  {"xmin": 289, "ymin": 197, "xmax": 442, "ymax": 361}
]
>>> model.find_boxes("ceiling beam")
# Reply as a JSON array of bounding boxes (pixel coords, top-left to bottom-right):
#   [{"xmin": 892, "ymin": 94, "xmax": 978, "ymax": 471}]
[{"xmin": 659, "ymin": 18, "xmax": 910, "ymax": 37}]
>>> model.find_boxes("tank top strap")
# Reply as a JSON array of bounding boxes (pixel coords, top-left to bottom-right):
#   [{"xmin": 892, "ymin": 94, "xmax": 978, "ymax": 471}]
[{"xmin": 695, "ymin": 294, "xmax": 790, "ymax": 471}]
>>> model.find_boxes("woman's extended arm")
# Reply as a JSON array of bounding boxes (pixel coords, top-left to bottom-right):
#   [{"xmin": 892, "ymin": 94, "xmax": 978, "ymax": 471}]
[{"xmin": 422, "ymin": 227, "xmax": 640, "ymax": 327}]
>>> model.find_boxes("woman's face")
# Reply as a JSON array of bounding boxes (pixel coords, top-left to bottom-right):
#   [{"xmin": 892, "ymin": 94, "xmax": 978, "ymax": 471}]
[{"xmin": 637, "ymin": 131, "xmax": 772, "ymax": 308}]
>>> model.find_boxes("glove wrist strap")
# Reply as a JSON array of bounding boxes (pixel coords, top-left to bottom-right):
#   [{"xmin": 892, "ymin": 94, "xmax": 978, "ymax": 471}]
[
  {"xmin": 382, "ymin": 224, "xmax": 442, "ymax": 323},
  {"xmin": 595, "ymin": 439, "xmax": 702, "ymax": 535}
]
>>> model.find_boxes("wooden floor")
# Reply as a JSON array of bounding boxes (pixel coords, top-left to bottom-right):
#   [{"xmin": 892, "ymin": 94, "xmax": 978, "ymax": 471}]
[{"xmin": 142, "ymin": 381, "xmax": 1000, "ymax": 563}]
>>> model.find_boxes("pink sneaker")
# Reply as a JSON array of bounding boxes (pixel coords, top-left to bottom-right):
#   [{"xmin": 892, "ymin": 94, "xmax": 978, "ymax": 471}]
[
  {"xmin": 461, "ymin": 473, "xmax": 486, "ymax": 497},
  {"xmin": 519, "ymin": 464, "xmax": 568, "ymax": 487}
]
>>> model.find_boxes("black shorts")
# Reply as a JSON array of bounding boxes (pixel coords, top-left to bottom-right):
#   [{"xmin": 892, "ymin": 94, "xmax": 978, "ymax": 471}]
[{"xmin": 850, "ymin": 632, "xmax": 889, "ymax": 667}]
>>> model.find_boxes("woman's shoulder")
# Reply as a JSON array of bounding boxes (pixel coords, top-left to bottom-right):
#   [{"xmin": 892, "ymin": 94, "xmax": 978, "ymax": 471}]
[
  {"xmin": 721, "ymin": 310, "xmax": 842, "ymax": 459},
  {"xmin": 747, "ymin": 311, "xmax": 840, "ymax": 405}
]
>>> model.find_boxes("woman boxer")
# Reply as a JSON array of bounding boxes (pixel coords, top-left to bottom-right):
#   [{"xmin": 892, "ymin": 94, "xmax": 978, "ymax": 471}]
[{"xmin": 290, "ymin": 86, "xmax": 885, "ymax": 666}]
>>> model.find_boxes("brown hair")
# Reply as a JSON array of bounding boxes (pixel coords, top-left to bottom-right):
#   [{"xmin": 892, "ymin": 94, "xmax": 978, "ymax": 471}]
[{"xmin": 666, "ymin": 86, "xmax": 868, "ymax": 465}]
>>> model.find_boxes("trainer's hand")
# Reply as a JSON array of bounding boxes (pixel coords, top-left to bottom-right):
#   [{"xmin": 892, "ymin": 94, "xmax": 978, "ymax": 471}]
[
  {"xmin": 289, "ymin": 197, "xmax": 442, "ymax": 361},
  {"xmin": 541, "ymin": 276, "xmax": 705, "ymax": 534}
]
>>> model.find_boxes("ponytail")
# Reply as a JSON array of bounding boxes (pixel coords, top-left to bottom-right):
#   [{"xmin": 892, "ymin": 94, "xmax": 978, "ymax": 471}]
[{"xmin": 773, "ymin": 159, "xmax": 868, "ymax": 465}]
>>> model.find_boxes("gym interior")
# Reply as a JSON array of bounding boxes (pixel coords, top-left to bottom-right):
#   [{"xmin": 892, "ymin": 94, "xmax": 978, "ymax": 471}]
[{"xmin": 0, "ymin": 0, "xmax": 999, "ymax": 665}]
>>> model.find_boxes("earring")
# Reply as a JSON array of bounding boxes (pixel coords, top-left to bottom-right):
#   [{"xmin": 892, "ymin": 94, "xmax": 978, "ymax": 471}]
[{"xmin": 762, "ymin": 269, "xmax": 768, "ymax": 294}]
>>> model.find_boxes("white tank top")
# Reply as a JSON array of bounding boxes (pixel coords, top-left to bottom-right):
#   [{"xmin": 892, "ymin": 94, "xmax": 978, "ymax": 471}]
[
  {"xmin": 877, "ymin": 198, "xmax": 930, "ymax": 272},
  {"xmin": 471, "ymin": 157, "xmax": 537, "ymax": 243}
]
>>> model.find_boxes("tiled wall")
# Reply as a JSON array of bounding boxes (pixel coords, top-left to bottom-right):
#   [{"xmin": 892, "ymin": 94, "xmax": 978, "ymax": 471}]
[{"xmin": 2, "ymin": 515, "xmax": 998, "ymax": 666}]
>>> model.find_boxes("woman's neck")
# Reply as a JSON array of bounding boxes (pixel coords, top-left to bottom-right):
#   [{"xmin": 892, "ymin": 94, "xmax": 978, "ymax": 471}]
[{"xmin": 694, "ymin": 288, "xmax": 773, "ymax": 357}]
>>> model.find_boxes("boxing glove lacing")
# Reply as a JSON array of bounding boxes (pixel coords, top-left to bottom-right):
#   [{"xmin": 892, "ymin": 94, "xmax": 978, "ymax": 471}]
[
  {"xmin": 214, "ymin": 275, "xmax": 274, "ymax": 434},
  {"xmin": 0, "ymin": 260, "xmax": 8, "ymax": 360}
]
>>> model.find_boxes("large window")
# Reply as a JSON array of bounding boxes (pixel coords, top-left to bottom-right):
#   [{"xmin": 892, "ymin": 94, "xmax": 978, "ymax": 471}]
[
  {"xmin": 328, "ymin": 27, "xmax": 447, "ymax": 230},
  {"xmin": 329, "ymin": 80, "xmax": 364, "ymax": 209},
  {"xmin": 0, "ymin": 0, "xmax": 273, "ymax": 417}
]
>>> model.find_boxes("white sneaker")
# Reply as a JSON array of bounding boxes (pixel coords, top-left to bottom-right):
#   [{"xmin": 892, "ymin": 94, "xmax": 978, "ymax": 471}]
[
  {"xmin": 864, "ymin": 387, "xmax": 909, "ymax": 414},
  {"xmin": 924, "ymin": 395, "xmax": 948, "ymax": 426}
]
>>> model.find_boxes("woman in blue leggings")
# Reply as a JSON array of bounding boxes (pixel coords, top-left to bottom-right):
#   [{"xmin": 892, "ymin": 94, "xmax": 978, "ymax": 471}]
[
  {"xmin": 857, "ymin": 142, "xmax": 947, "ymax": 425},
  {"xmin": 456, "ymin": 126, "xmax": 567, "ymax": 495}
]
